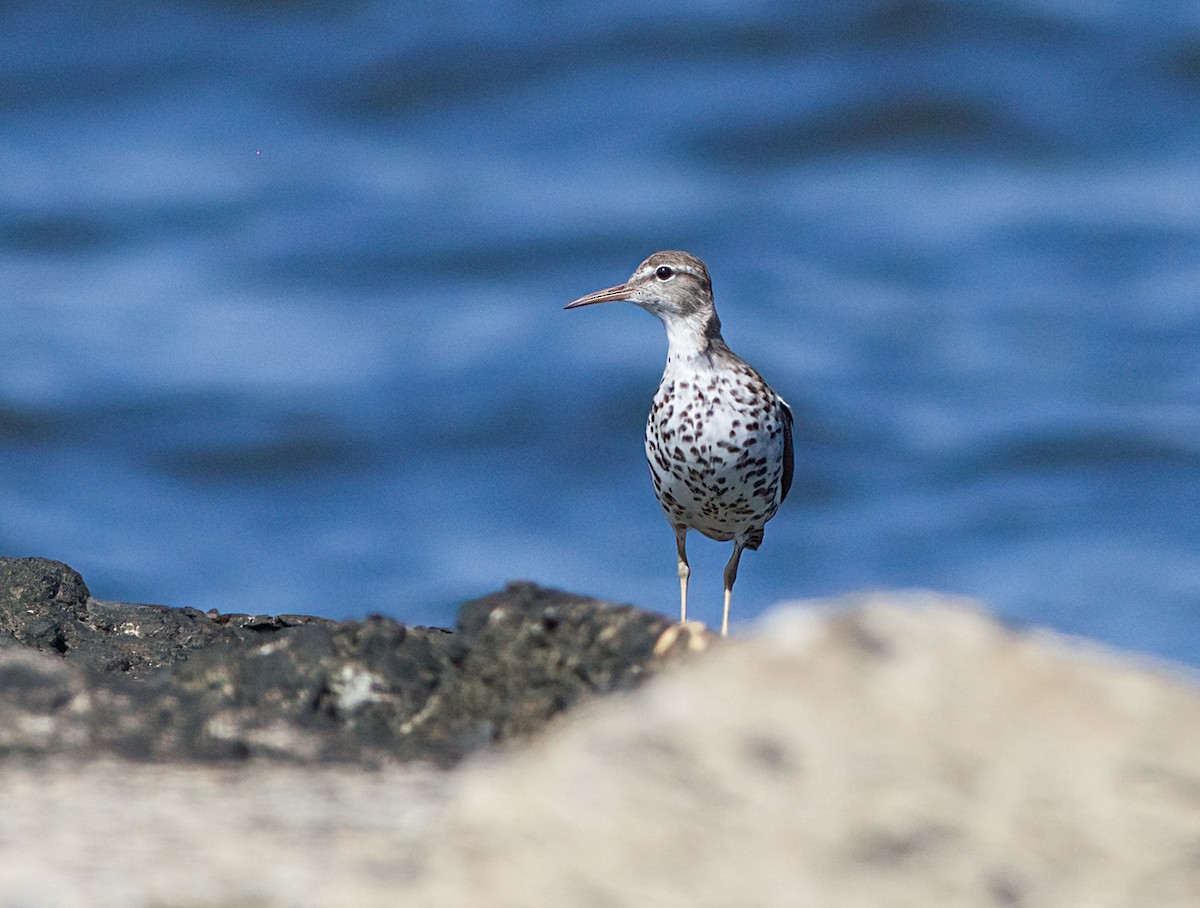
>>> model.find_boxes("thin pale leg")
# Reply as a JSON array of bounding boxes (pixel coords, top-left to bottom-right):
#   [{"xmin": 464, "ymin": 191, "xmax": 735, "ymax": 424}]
[
  {"xmin": 652, "ymin": 528, "xmax": 715, "ymax": 656},
  {"xmin": 675, "ymin": 527, "xmax": 690, "ymax": 625},
  {"xmin": 721, "ymin": 542, "xmax": 746, "ymax": 637}
]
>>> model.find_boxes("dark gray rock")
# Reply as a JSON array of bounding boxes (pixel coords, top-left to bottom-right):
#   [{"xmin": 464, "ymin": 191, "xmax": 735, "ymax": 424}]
[
  {"xmin": 0, "ymin": 558, "xmax": 679, "ymax": 766},
  {"xmin": 445, "ymin": 583, "xmax": 668, "ymax": 741},
  {"xmin": 0, "ymin": 556, "xmax": 329, "ymax": 676}
]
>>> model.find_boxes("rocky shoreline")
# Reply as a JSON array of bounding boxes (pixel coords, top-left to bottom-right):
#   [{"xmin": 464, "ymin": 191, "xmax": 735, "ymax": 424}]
[
  {"xmin": 0, "ymin": 556, "xmax": 689, "ymax": 766},
  {"xmin": 3, "ymin": 556, "xmax": 1199, "ymax": 907}
]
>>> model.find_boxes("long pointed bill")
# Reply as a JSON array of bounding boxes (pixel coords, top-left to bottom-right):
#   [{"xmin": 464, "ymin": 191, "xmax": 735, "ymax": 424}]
[{"xmin": 564, "ymin": 283, "xmax": 634, "ymax": 309}]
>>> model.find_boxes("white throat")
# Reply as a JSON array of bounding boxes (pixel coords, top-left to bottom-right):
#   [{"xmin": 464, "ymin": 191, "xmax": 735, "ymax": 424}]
[{"xmin": 660, "ymin": 311, "xmax": 715, "ymax": 369}]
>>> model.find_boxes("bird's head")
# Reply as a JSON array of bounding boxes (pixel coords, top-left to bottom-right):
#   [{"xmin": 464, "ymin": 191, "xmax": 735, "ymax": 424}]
[{"xmin": 565, "ymin": 251, "xmax": 715, "ymax": 322}]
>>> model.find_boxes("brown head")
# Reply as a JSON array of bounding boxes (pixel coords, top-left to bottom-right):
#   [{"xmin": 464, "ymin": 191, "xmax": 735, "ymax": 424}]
[{"xmin": 565, "ymin": 251, "xmax": 717, "ymax": 325}]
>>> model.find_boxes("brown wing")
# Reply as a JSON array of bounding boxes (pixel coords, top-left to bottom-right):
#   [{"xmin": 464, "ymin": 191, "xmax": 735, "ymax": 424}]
[{"xmin": 779, "ymin": 398, "xmax": 794, "ymax": 504}]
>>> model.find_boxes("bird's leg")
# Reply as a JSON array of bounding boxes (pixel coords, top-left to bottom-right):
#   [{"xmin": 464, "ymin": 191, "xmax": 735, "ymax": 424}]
[
  {"xmin": 721, "ymin": 542, "xmax": 746, "ymax": 637},
  {"xmin": 651, "ymin": 527, "xmax": 713, "ymax": 656},
  {"xmin": 674, "ymin": 527, "xmax": 690, "ymax": 625}
]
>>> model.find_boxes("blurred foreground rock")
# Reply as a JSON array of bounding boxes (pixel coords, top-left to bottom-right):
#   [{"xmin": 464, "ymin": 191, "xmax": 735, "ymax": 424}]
[
  {"xmin": 413, "ymin": 594, "xmax": 1200, "ymax": 907},
  {"xmin": 2, "ymin": 558, "xmax": 1199, "ymax": 907}
]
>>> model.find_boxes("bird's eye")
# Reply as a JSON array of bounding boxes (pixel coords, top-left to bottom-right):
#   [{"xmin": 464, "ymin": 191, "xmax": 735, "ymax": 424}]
[{"xmin": 655, "ymin": 266, "xmax": 674, "ymax": 281}]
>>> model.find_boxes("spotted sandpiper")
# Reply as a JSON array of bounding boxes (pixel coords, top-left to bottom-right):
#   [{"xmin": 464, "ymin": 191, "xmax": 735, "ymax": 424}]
[{"xmin": 566, "ymin": 251, "xmax": 794, "ymax": 637}]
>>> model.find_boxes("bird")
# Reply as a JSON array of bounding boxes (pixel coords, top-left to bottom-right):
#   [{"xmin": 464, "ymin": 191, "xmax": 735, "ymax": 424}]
[{"xmin": 565, "ymin": 250, "xmax": 793, "ymax": 637}]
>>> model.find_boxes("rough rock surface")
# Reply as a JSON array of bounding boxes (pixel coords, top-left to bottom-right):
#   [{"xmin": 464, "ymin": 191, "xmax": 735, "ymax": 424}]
[
  {"xmin": 0, "ymin": 556, "xmax": 328, "ymax": 675},
  {"xmin": 0, "ymin": 557, "xmax": 678, "ymax": 765},
  {"xmin": 4, "ymin": 560, "xmax": 1200, "ymax": 907}
]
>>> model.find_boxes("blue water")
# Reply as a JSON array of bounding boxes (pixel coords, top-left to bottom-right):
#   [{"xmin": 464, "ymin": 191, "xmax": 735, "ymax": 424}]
[{"xmin": 2, "ymin": 1, "xmax": 1197, "ymax": 663}]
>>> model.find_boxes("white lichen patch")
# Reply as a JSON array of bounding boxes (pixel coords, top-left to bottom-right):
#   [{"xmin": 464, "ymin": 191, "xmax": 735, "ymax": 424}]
[{"xmin": 331, "ymin": 665, "xmax": 386, "ymax": 714}]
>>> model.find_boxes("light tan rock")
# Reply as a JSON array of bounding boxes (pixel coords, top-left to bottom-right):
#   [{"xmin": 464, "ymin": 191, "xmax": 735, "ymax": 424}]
[{"xmin": 413, "ymin": 592, "xmax": 1200, "ymax": 908}]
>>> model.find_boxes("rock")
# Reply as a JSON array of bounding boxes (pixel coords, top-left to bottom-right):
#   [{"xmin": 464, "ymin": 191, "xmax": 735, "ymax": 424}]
[
  {"xmin": 0, "ymin": 558, "xmax": 678, "ymax": 765},
  {"xmin": 0, "ymin": 556, "xmax": 329, "ymax": 676},
  {"xmin": 411, "ymin": 592, "xmax": 1200, "ymax": 907},
  {"xmin": 431, "ymin": 582, "xmax": 671, "ymax": 746},
  {"xmin": 2, "ymin": 591, "xmax": 1199, "ymax": 908}
]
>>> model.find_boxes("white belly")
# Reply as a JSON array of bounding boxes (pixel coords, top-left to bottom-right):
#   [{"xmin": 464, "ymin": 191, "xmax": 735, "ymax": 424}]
[{"xmin": 644, "ymin": 366, "xmax": 788, "ymax": 543}]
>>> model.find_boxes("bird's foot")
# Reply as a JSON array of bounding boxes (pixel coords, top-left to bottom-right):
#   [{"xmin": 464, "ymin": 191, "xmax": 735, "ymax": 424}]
[{"xmin": 652, "ymin": 619, "xmax": 715, "ymax": 657}]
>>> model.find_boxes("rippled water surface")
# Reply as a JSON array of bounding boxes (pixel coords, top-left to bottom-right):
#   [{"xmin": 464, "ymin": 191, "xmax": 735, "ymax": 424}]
[{"xmin": 2, "ymin": 1, "xmax": 1198, "ymax": 661}]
